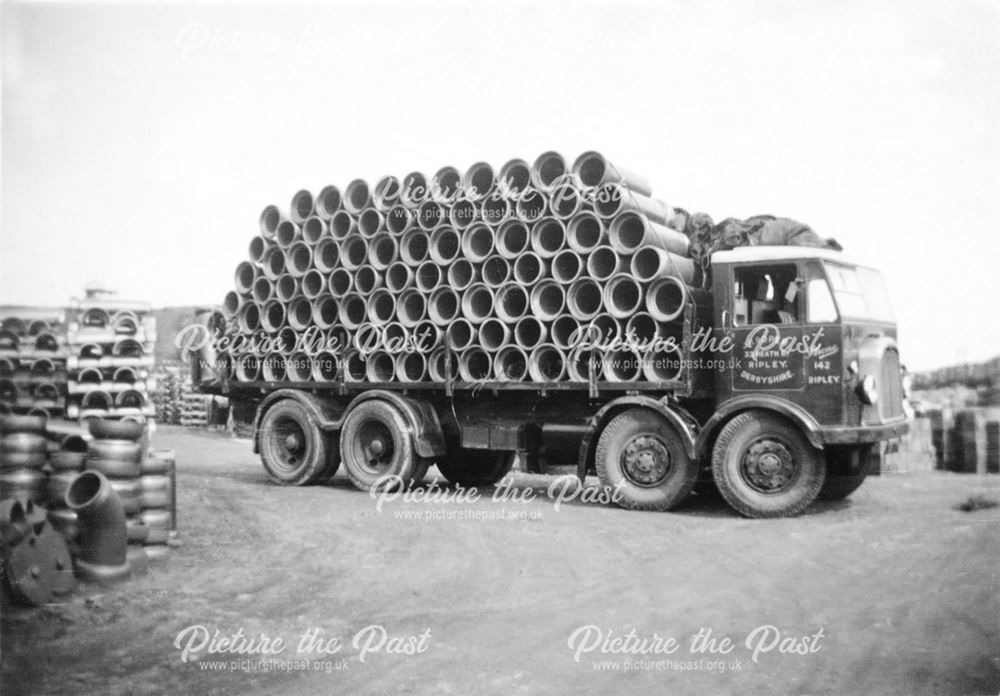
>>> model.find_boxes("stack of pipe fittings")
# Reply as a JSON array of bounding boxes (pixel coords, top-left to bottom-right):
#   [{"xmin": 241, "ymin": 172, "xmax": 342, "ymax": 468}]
[
  {"xmin": 45, "ymin": 433, "xmax": 89, "ymax": 548},
  {"xmin": 140, "ymin": 449, "xmax": 175, "ymax": 561},
  {"xmin": 0, "ymin": 414, "xmax": 76, "ymax": 604},
  {"xmin": 65, "ymin": 298, "xmax": 157, "ymax": 423},
  {"xmin": 0, "ymin": 309, "xmax": 70, "ymax": 420},
  {"xmin": 0, "ymin": 414, "xmax": 51, "ymax": 505},
  {"xmin": 0, "ymin": 415, "xmax": 176, "ymax": 596},
  {"xmin": 83, "ymin": 419, "xmax": 156, "ymax": 570},
  {"xmin": 216, "ymin": 151, "xmax": 695, "ymax": 385}
]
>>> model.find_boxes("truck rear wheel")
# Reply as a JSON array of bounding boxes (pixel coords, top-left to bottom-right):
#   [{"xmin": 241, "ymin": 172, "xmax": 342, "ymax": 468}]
[
  {"xmin": 818, "ymin": 446, "xmax": 872, "ymax": 500},
  {"xmin": 259, "ymin": 400, "xmax": 331, "ymax": 485},
  {"xmin": 435, "ymin": 450, "xmax": 515, "ymax": 487},
  {"xmin": 594, "ymin": 408, "xmax": 697, "ymax": 511},
  {"xmin": 340, "ymin": 400, "xmax": 420, "ymax": 491},
  {"xmin": 712, "ymin": 411, "xmax": 824, "ymax": 518}
]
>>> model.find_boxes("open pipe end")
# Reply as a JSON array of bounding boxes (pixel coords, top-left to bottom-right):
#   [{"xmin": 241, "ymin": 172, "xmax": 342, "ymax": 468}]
[
  {"xmin": 498, "ymin": 159, "xmax": 531, "ymax": 195},
  {"xmin": 345, "ymin": 179, "xmax": 371, "ymax": 214},
  {"xmin": 462, "ymin": 162, "xmax": 496, "ymax": 201},
  {"xmin": 290, "ymin": 190, "xmax": 315, "ymax": 224},
  {"xmin": 316, "ymin": 185, "xmax": 342, "ymax": 220},
  {"xmin": 373, "ymin": 175, "xmax": 402, "ymax": 211},
  {"xmin": 530, "ymin": 151, "xmax": 567, "ymax": 191},
  {"xmin": 401, "ymin": 172, "xmax": 428, "ymax": 208}
]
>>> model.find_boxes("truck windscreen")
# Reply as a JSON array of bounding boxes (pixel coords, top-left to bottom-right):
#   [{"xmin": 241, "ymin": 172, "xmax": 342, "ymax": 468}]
[{"xmin": 824, "ymin": 262, "xmax": 894, "ymax": 322}]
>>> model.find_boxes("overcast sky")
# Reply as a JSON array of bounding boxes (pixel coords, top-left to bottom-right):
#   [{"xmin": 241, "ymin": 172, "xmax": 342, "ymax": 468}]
[{"xmin": 2, "ymin": 0, "xmax": 998, "ymax": 370}]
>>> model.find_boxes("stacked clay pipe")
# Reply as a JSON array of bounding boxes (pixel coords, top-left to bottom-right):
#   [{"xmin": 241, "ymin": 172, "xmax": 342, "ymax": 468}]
[
  {"xmin": 0, "ymin": 310, "xmax": 70, "ymax": 420},
  {"xmin": 65, "ymin": 301, "xmax": 157, "ymax": 422},
  {"xmin": 218, "ymin": 151, "xmax": 695, "ymax": 385}
]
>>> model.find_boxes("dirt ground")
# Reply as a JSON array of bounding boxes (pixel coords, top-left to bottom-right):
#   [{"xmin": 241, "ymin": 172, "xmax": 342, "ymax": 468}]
[{"xmin": 2, "ymin": 425, "xmax": 999, "ymax": 696}]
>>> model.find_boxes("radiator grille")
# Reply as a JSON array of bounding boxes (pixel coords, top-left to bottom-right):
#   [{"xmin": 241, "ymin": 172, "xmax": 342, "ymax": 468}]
[{"xmin": 879, "ymin": 348, "xmax": 903, "ymax": 421}]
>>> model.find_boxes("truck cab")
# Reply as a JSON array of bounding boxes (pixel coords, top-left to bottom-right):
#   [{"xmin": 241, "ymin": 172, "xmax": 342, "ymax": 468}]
[{"xmin": 691, "ymin": 247, "xmax": 908, "ymax": 516}]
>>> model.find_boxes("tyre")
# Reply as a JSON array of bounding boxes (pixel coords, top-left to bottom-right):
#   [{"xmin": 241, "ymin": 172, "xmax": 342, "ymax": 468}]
[
  {"xmin": 258, "ymin": 400, "xmax": 329, "ymax": 485},
  {"xmin": 316, "ymin": 435, "xmax": 342, "ymax": 482},
  {"xmin": 594, "ymin": 408, "xmax": 697, "ymax": 511},
  {"xmin": 88, "ymin": 418, "xmax": 145, "ymax": 441},
  {"xmin": 818, "ymin": 446, "xmax": 872, "ymax": 501},
  {"xmin": 1, "ymin": 433, "xmax": 48, "ymax": 455},
  {"xmin": 712, "ymin": 411, "xmax": 825, "ymax": 518},
  {"xmin": 436, "ymin": 450, "xmax": 514, "ymax": 486},
  {"xmin": 339, "ymin": 400, "xmax": 420, "ymax": 491}
]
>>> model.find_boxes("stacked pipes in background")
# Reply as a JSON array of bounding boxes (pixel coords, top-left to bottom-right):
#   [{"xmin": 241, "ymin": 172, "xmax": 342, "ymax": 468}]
[
  {"xmin": 150, "ymin": 366, "xmax": 227, "ymax": 428},
  {"xmin": 150, "ymin": 365, "xmax": 184, "ymax": 424},
  {"xmin": 217, "ymin": 151, "xmax": 697, "ymax": 385},
  {"xmin": 0, "ymin": 308, "xmax": 70, "ymax": 420},
  {"xmin": 179, "ymin": 381, "xmax": 211, "ymax": 427},
  {"xmin": 64, "ymin": 292, "xmax": 157, "ymax": 423},
  {"xmin": 0, "ymin": 290, "xmax": 157, "ymax": 426}
]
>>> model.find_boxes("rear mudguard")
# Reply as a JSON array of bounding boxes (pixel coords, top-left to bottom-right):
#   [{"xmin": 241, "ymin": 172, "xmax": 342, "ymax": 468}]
[
  {"xmin": 252, "ymin": 388, "xmax": 445, "ymax": 459},
  {"xmin": 576, "ymin": 396, "xmax": 698, "ymax": 480}
]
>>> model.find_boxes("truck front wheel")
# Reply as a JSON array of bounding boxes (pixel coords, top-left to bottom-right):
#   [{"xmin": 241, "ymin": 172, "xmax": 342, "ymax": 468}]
[
  {"xmin": 259, "ymin": 400, "xmax": 332, "ymax": 485},
  {"xmin": 340, "ymin": 400, "xmax": 421, "ymax": 491},
  {"xmin": 435, "ymin": 450, "xmax": 515, "ymax": 487},
  {"xmin": 712, "ymin": 411, "xmax": 825, "ymax": 518},
  {"xmin": 594, "ymin": 408, "xmax": 697, "ymax": 511}
]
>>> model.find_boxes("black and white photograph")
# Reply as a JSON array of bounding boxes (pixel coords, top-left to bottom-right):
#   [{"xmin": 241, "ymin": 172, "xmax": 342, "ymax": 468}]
[{"xmin": 1, "ymin": 1, "xmax": 998, "ymax": 694}]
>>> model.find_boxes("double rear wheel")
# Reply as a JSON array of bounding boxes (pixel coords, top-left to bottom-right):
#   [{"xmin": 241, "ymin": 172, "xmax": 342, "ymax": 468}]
[{"xmin": 259, "ymin": 400, "xmax": 339, "ymax": 485}]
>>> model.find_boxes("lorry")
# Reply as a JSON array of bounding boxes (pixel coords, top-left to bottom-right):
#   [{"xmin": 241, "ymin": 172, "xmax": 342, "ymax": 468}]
[{"xmin": 200, "ymin": 241, "xmax": 907, "ymax": 519}]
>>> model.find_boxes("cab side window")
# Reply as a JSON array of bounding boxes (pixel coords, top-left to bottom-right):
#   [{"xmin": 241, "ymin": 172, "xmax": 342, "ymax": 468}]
[{"xmin": 732, "ymin": 264, "xmax": 800, "ymax": 326}]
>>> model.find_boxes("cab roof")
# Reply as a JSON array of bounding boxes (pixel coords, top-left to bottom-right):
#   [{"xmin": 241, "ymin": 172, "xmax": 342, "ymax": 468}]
[{"xmin": 711, "ymin": 246, "xmax": 861, "ymax": 266}]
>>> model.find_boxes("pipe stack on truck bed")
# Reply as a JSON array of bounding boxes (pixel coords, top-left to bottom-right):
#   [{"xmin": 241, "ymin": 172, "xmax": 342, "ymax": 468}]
[
  {"xmin": 202, "ymin": 150, "xmax": 909, "ymax": 519},
  {"xmin": 217, "ymin": 151, "xmax": 696, "ymax": 390}
]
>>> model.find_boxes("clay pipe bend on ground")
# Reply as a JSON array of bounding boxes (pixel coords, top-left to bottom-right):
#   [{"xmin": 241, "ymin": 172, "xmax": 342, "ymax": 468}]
[{"xmin": 65, "ymin": 470, "xmax": 131, "ymax": 583}]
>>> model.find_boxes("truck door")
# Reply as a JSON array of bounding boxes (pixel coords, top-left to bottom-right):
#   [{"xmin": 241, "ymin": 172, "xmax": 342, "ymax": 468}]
[
  {"xmin": 714, "ymin": 262, "xmax": 804, "ymax": 400},
  {"xmin": 714, "ymin": 261, "xmax": 844, "ymax": 423}
]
